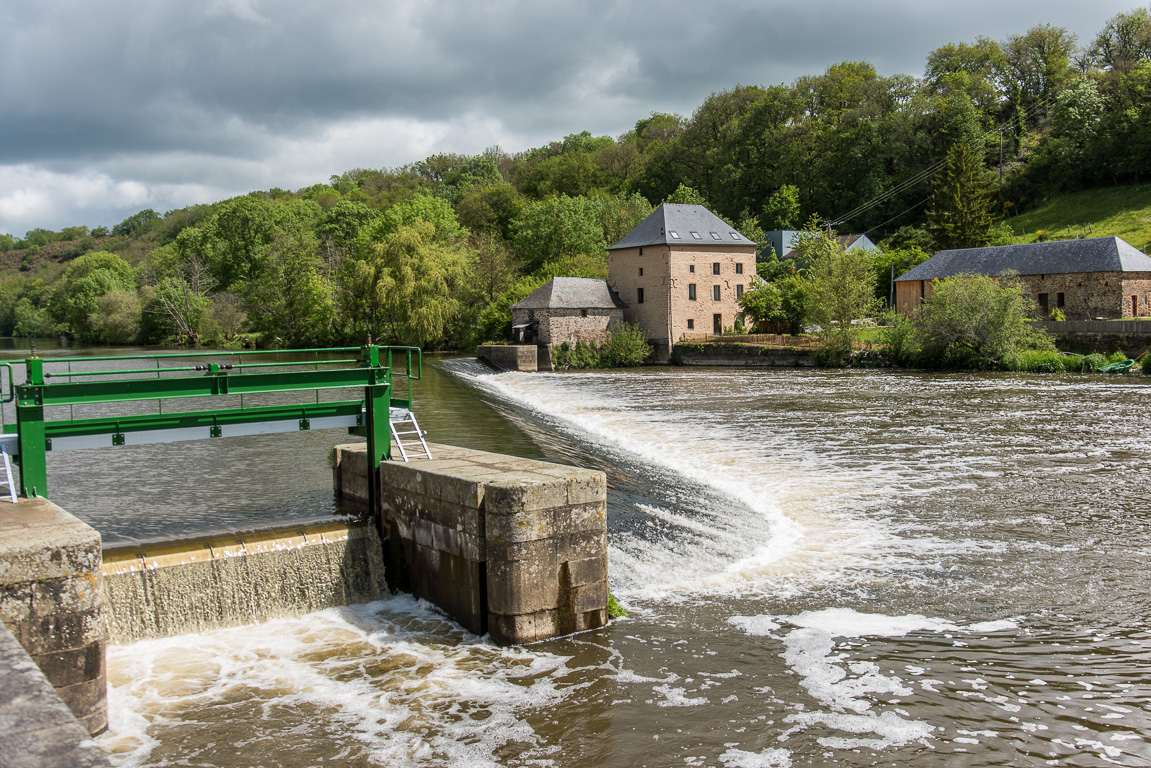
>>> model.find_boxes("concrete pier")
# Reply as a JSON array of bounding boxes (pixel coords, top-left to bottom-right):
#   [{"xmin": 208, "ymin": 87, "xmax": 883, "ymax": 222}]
[
  {"xmin": 0, "ymin": 622, "xmax": 111, "ymax": 768},
  {"xmin": 333, "ymin": 442, "xmax": 609, "ymax": 644},
  {"xmin": 0, "ymin": 498, "xmax": 107, "ymax": 736}
]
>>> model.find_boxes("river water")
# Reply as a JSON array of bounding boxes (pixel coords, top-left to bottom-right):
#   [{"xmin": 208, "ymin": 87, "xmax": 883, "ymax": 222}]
[{"xmin": 4, "ymin": 341, "xmax": 1149, "ymax": 766}]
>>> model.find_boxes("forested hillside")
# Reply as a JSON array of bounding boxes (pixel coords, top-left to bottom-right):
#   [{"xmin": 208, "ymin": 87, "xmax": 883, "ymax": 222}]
[{"xmin": 3, "ymin": 8, "xmax": 1151, "ymax": 349}]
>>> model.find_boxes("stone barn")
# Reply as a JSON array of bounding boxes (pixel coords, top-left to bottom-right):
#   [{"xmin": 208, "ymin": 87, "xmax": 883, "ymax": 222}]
[
  {"xmin": 895, "ymin": 237, "xmax": 1151, "ymax": 320},
  {"xmin": 510, "ymin": 277, "xmax": 626, "ymax": 346}
]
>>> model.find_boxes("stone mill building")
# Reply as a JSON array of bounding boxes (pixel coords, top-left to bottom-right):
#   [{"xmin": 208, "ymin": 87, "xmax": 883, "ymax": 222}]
[
  {"xmin": 608, "ymin": 204, "xmax": 757, "ymax": 361},
  {"xmin": 510, "ymin": 277, "xmax": 626, "ymax": 346}
]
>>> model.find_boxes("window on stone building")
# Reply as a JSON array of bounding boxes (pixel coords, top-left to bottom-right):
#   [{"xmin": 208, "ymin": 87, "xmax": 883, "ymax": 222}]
[
  {"xmin": 637, "ymin": 288, "xmax": 644, "ymax": 304},
  {"xmin": 1038, "ymin": 293, "xmax": 1049, "ymax": 314},
  {"xmin": 688, "ymin": 284, "xmax": 697, "ymax": 300},
  {"xmin": 638, "ymin": 267, "xmax": 643, "ymax": 276},
  {"xmin": 1057, "ymin": 293, "xmax": 1065, "ymax": 307},
  {"xmin": 736, "ymin": 263, "xmax": 743, "ymax": 275},
  {"xmin": 1134, "ymin": 295, "xmax": 1139, "ymax": 317},
  {"xmin": 691, "ymin": 231, "xmax": 702, "ymax": 240},
  {"xmin": 712, "ymin": 262, "xmax": 720, "ymax": 275},
  {"xmin": 639, "ymin": 248, "xmax": 643, "ymax": 256},
  {"xmin": 737, "ymin": 284, "xmax": 744, "ymax": 299},
  {"xmin": 710, "ymin": 232, "xmax": 721, "ymax": 240},
  {"xmin": 689, "ymin": 264, "xmax": 695, "ymax": 273},
  {"xmin": 713, "ymin": 314, "xmax": 723, "ymax": 333},
  {"xmin": 713, "ymin": 285, "xmax": 721, "ymax": 301},
  {"xmin": 581, "ymin": 309, "xmax": 588, "ymax": 318},
  {"xmin": 687, "ymin": 319, "xmax": 694, "ymax": 330}
]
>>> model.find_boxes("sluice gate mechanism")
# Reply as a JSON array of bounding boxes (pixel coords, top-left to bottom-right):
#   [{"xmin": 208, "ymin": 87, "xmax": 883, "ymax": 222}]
[{"xmin": 0, "ymin": 345, "xmax": 425, "ymax": 512}]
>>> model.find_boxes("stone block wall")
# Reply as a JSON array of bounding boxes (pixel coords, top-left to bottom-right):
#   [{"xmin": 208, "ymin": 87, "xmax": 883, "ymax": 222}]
[
  {"xmin": 898, "ymin": 272, "xmax": 1151, "ymax": 320},
  {"xmin": 333, "ymin": 443, "xmax": 609, "ymax": 645},
  {"xmin": 0, "ymin": 622, "xmax": 111, "ymax": 768},
  {"xmin": 477, "ymin": 344, "xmax": 538, "ymax": 372},
  {"xmin": 0, "ymin": 497, "xmax": 106, "ymax": 736},
  {"xmin": 511, "ymin": 307, "xmax": 622, "ymax": 346}
]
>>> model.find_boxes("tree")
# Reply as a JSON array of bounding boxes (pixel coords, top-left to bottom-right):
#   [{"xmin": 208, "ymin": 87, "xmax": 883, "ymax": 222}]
[
  {"xmin": 49, "ymin": 251, "xmax": 137, "ymax": 341},
  {"xmin": 664, "ymin": 184, "xmax": 706, "ymax": 205},
  {"xmin": 1089, "ymin": 8, "xmax": 1151, "ymax": 74},
  {"xmin": 907, "ymin": 273, "xmax": 1052, "ymax": 367},
  {"xmin": 927, "ymin": 141, "xmax": 999, "ymax": 250},
  {"xmin": 761, "ymin": 185, "xmax": 801, "ymax": 230},
  {"xmin": 793, "ymin": 219, "xmax": 879, "ymax": 358},
  {"xmin": 510, "ymin": 195, "xmax": 607, "ymax": 272},
  {"xmin": 241, "ymin": 223, "xmax": 333, "ymax": 347}
]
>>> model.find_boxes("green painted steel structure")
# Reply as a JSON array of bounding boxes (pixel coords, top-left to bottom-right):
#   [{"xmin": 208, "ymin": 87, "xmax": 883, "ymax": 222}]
[{"xmin": 0, "ymin": 346, "xmax": 420, "ymax": 514}]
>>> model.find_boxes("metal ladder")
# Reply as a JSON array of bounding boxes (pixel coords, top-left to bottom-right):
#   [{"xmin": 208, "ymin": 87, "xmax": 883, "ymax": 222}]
[
  {"xmin": 1, "ymin": 436, "xmax": 15, "ymax": 503},
  {"xmin": 389, "ymin": 409, "xmax": 432, "ymax": 462}
]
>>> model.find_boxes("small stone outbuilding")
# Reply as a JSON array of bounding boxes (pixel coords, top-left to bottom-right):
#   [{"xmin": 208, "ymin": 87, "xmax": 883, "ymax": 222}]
[
  {"xmin": 510, "ymin": 277, "xmax": 626, "ymax": 346},
  {"xmin": 895, "ymin": 237, "xmax": 1151, "ymax": 320}
]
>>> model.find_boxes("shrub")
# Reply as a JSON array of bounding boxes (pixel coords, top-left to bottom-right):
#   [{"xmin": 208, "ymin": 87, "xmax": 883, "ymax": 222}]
[
  {"xmin": 1002, "ymin": 349, "xmax": 1066, "ymax": 372},
  {"xmin": 1083, "ymin": 353, "xmax": 1107, "ymax": 370},
  {"xmin": 600, "ymin": 322, "xmax": 651, "ymax": 367}
]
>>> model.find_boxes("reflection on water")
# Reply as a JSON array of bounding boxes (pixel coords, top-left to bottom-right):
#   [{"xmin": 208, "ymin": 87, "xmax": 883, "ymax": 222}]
[{"xmin": 35, "ymin": 354, "xmax": 1149, "ymax": 767}]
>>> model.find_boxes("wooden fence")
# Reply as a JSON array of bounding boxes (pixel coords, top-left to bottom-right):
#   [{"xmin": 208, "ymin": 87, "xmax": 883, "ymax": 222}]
[{"xmin": 677, "ymin": 333, "xmax": 873, "ymax": 349}]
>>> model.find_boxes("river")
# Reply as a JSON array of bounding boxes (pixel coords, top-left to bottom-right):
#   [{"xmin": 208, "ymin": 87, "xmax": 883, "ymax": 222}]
[{"xmin": 4, "ymin": 341, "xmax": 1149, "ymax": 766}]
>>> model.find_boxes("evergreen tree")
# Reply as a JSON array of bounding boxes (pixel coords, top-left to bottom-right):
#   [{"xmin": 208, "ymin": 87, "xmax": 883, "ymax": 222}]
[{"xmin": 927, "ymin": 142, "xmax": 999, "ymax": 250}]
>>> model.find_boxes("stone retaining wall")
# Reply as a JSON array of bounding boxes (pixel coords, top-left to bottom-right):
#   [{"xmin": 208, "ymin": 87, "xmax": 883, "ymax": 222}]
[
  {"xmin": 0, "ymin": 497, "xmax": 107, "ymax": 736},
  {"xmin": 332, "ymin": 442, "xmax": 609, "ymax": 645},
  {"xmin": 476, "ymin": 344, "xmax": 538, "ymax": 371},
  {"xmin": 0, "ymin": 622, "xmax": 111, "ymax": 768},
  {"xmin": 672, "ymin": 342, "xmax": 816, "ymax": 367}
]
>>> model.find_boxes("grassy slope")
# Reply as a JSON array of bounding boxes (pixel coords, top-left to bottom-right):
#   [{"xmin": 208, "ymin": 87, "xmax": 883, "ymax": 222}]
[{"xmin": 1006, "ymin": 183, "xmax": 1151, "ymax": 251}]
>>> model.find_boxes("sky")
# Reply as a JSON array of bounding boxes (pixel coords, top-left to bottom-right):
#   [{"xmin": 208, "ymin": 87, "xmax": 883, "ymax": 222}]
[{"xmin": 0, "ymin": 0, "xmax": 1141, "ymax": 237}]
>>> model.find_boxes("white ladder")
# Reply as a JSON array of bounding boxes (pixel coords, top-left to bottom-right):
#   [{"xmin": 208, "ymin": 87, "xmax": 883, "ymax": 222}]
[
  {"xmin": 1, "ymin": 436, "xmax": 16, "ymax": 503},
  {"xmin": 389, "ymin": 409, "xmax": 432, "ymax": 462}
]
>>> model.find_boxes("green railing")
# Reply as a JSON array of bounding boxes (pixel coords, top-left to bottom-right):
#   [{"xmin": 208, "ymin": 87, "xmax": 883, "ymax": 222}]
[{"xmin": 1, "ymin": 346, "xmax": 421, "ymax": 510}]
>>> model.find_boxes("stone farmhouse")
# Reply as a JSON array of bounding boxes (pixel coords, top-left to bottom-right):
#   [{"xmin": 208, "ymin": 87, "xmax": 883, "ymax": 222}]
[
  {"xmin": 608, "ymin": 204, "xmax": 757, "ymax": 361},
  {"xmin": 510, "ymin": 277, "xmax": 626, "ymax": 345},
  {"xmin": 894, "ymin": 237, "xmax": 1151, "ymax": 320}
]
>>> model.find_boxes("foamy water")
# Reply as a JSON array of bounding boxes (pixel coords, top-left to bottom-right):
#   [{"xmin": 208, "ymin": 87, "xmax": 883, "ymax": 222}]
[{"xmin": 98, "ymin": 365, "xmax": 1151, "ymax": 767}]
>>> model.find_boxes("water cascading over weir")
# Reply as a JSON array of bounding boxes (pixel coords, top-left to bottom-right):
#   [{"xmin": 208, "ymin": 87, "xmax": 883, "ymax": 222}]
[{"xmin": 0, "ymin": 345, "xmax": 608, "ymax": 762}]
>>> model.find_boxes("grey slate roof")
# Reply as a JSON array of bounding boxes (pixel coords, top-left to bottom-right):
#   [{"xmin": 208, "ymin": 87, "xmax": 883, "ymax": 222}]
[
  {"xmin": 511, "ymin": 277, "xmax": 627, "ymax": 310},
  {"xmin": 608, "ymin": 204, "xmax": 756, "ymax": 250},
  {"xmin": 896, "ymin": 237, "xmax": 1151, "ymax": 282}
]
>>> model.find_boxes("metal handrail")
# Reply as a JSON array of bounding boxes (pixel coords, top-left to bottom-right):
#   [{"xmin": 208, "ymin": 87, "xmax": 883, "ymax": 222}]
[
  {"xmin": 0, "ymin": 363, "xmax": 12, "ymax": 404},
  {"xmin": 44, "ymin": 346, "xmax": 364, "ymax": 365}
]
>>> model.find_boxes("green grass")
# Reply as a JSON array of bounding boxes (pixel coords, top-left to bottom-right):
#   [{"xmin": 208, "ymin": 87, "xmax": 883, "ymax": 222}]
[{"xmin": 1006, "ymin": 184, "xmax": 1151, "ymax": 251}]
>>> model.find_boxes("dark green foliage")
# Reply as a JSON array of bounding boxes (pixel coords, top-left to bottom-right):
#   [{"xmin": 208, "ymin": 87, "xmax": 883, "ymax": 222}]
[
  {"xmin": 552, "ymin": 340, "xmax": 601, "ymax": 370},
  {"xmin": 113, "ymin": 209, "xmax": 162, "ymax": 237},
  {"xmin": 928, "ymin": 142, "xmax": 1000, "ymax": 250},
  {"xmin": 600, "ymin": 322, "xmax": 653, "ymax": 367}
]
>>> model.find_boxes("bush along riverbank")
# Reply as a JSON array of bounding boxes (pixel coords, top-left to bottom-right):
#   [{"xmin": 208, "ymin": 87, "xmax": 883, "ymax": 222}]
[{"xmin": 551, "ymin": 322, "xmax": 652, "ymax": 370}]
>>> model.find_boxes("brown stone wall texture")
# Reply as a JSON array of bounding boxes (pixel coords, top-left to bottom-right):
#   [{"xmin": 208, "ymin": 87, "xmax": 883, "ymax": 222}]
[
  {"xmin": 0, "ymin": 497, "xmax": 107, "ymax": 736},
  {"xmin": 898, "ymin": 272, "xmax": 1151, "ymax": 320},
  {"xmin": 476, "ymin": 344, "xmax": 538, "ymax": 371},
  {"xmin": 511, "ymin": 308, "xmax": 623, "ymax": 346},
  {"xmin": 610, "ymin": 244, "xmax": 757, "ymax": 353}
]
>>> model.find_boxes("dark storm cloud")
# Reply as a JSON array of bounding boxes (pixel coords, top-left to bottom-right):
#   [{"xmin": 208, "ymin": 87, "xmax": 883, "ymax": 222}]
[{"xmin": 0, "ymin": 0, "xmax": 1137, "ymax": 233}]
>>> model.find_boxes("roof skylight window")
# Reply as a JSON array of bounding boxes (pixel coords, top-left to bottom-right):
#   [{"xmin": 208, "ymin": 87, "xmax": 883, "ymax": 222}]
[
  {"xmin": 669, "ymin": 231, "xmax": 681, "ymax": 239},
  {"xmin": 691, "ymin": 231, "xmax": 702, "ymax": 239},
  {"xmin": 730, "ymin": 232, "xmax": 742, "ymax": 240},
  {"xmin": 710, "ymin": 232, "xmax": 721, "ymax": 240}
]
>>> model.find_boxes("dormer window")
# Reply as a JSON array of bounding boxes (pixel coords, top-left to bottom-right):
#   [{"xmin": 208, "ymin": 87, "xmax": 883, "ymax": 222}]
[
  {"xmin": 669, "ymin": 231, "xmax": 681, "ymax": 239},
  {"xmin": 710, "ymin": 232, "xmax": 721, "ymax": 240},
  {"xmin": 691, "ymin": 231, "xmax": 702, "ymax": 240}
]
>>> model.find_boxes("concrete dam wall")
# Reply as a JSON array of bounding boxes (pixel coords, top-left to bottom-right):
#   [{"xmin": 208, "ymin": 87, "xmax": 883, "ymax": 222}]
[{"xmin": 101, "ymin": 519, "xmax": 387, "ymax": 643}]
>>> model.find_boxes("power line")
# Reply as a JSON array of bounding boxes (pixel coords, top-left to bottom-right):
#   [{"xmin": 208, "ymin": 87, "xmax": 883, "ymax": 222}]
[{"xmin": 827, "ymin": 95, "xmax": 1054, "ymax": 228}]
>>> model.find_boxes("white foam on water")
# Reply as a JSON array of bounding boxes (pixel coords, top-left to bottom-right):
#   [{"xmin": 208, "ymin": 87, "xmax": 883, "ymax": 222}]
[
  {"xmin": 98, "ymin": 596, "xmax": 571, "ymax": 768},
  {"xmin": 726, "ymin": 609, "xmax": 1024, "ymax": 751},
  {"xmin": 463, "ymin": 369, "xmax": 911, "ymax": 598},
  {"xmin": 718, "ymin": 746, "xmax": 794, "ymax": 767}
]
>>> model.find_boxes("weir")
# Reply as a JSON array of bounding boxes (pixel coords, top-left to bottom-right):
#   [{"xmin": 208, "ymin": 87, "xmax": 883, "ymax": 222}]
[
  {"xmin": 0, "ymin": 347, "xmax": 610, "ymax": 762},
  {"xmin": 101, "ymin": 519, "xmax": 386, "ymax": 643}
]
